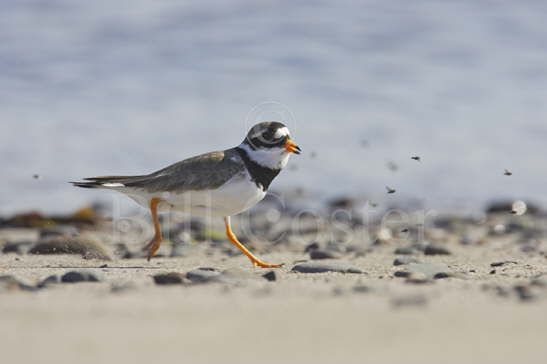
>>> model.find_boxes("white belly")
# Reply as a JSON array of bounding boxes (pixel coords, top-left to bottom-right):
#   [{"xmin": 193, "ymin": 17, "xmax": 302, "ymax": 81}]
[{"xmin": 122, "ymin": 171, "xmax": 266, "ymax": 217}]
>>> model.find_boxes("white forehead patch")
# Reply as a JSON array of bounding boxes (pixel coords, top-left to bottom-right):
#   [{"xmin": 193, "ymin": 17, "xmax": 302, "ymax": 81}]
[{"xmin": 274, "ymin": 127, "xmax": 290, "ymax": 139}]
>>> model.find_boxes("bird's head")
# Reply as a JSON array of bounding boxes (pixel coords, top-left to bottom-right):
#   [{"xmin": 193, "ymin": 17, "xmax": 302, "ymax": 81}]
[{"xmin": 239, "ymin": 121, "xmax": 301, "ymax": 170}]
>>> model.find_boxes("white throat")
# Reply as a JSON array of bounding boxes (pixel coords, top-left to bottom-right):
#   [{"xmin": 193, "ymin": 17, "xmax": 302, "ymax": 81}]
[{"xmin": 238, "ymin": 143, "xmax": 290, "ymax": 170}]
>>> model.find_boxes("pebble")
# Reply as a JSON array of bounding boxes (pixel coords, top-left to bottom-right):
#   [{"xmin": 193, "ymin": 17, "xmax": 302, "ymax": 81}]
[
  {"xmin": 393, "ymin": 257, "xmax": 420, "ymax": 266},
  {"xmin": 394, "ymin": 247, "xmax": 416, "ymax": 255},
  {"xmin": 37, "ymin": 275, "xmax": 60, "ymax": 288},
  {"xmin": 61, "ymin": 271, "xmax": 101, "ymax": 283},
  {"xmin": 394, "ymin": 271, "xmax": 411, "ymax": 278},
  {"xmin": 186, "ymin": 267, "xmax": 223, "ymax": 283},
  {"xmin": 262, "ymin": 271, "xmax": 277, "ymax": 282},
  {"xmin": 30, "ymin": 236, "xmax": 111, "ymax": 260},
  {"xmin": 424, "ymin": 244, "xmax": 451, "ymax": 256},
  {"xmin": 310, "ymin": 249, "xmax": 341, "ymax": 260},
  {"xmin": 291, "ymin": 262, "xmax": 364, "ymax": 274},
  {"xmin": 153, "ymin": 273, "xmax": 185, "ymax": 285},
  {"xmin": 2, "ymin": 242, "xmax": 27, "ymax": 254},
  {"xmin": 490, "ymin": 261, "xmax": 517, "ymax": 267},
  {"xmin": 433, "ymin": 272, "xmax": 451, "ymax": 279},
  {"xmin": 405, "ymin": 272, "xmax": 432, "ymax": 285},
  {"xmin": 514, "ymin": 285, "xmax": 536, "ymax": 301},
  {"xmin": 304, "ymin": 242, "xmax": 320, "ymax": 252}
]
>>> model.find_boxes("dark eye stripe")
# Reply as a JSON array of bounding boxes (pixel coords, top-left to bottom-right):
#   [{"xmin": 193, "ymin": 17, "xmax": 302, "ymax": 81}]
[{"xmin": 246, "ymin": 135, "xmax": 287, "ymax": 149}]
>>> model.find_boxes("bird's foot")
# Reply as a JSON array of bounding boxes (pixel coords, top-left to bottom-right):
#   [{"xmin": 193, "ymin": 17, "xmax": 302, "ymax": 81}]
[
  {"xmin": 142, "ymin": 237, "xmax": 162, "ymax": 261},
  {"xmin": 252, "ymin": 260, "xmax": 284, "ymax": 269}
]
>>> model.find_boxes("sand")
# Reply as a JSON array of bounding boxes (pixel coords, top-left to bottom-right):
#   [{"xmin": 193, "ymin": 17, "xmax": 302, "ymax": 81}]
[{"xmin": 1, "ymin": 242, "xmax": 546, "ymax": 364}]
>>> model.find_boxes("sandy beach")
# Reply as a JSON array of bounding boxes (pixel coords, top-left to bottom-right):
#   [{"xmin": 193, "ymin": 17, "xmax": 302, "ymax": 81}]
[{"xmin": 2, "ymin": 208, "xmax": 547, "ymax": 364}]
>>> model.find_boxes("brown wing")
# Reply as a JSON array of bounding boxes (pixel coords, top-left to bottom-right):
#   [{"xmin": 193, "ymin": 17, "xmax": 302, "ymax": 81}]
[{"xmin": 81, "ymin": 149, "xmax": 246, "ymax": 193}]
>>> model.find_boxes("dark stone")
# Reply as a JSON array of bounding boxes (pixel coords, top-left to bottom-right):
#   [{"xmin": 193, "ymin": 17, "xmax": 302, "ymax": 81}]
[
  {"xmin": 291, "ymin": 262, "xmax": 363, "ymax": 274},
  {"xmin": 262, "ymin": 271, "xmax": 277, "ymax": 282},
  {"xmin": 2, "ymin": 242, "xmax": 25, "ymax": 254},
  {"xmin": 514, "ymin": 285, "xmax": 536, "ymax": 301},
  {"xmin": 490, "ymin": 270, "xmax": 496, "ymax": 275},
  {"xmin": 394, "ymin": 271, "xmax": 411, "ymax": 278},
  {"xmin": 30, "ymin": 236, "xmax": 111, "ymax": 260},
  {"xmin": 100, "ymin": 264, "xmax": 108, "ymax": 268},
  {"xmin": 304, "ymin": 242, "xmax": 320, "ymax": 252},
  {"xmin": 61, "ymin": 271, "xmax": 101, "ymax": 283},
  {"xmin": 393, "ymin": 257, "xmax": 420, "ymax": 266},
  {"xmin": 153, "ymin": 273, "xmax": 185, "ymax": 285},
  {"xmin": 433, "ymin": 272, "xmax": 451, "ymax": 279},
  {"xmin": 310, "ymin": 249, "xmax": 340, "ymax": 260},
  {"xmin": 394, "ymin": 247, "xmax": 416, "ymax": 255},
  {"xmin": 37, "ymin": 275, "xmax": 60, "ymax": 288},
  {"xmin": 490, "ymin": 261, "xmax": 517, "ymax": 267},
  {"xmin": 424, "ymin": 244, "xmax": 451, "ymax": 256}
]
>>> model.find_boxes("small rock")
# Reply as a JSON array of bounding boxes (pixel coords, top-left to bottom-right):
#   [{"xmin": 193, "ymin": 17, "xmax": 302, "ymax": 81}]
[
  {"xmin": 262, "ymin": 271, "xmax": 277, "ymax": 282},
  {"xmin": 424, "ymin": 244, "xmax": 451, "ymax": 255},
  {"xmin": 186, "ymin": 268, "xmax": 223, "ymax": 283},
  {"xmin": 100, "ymin": 264, "xmax": 108, "ymax": 268},
  {"xmin": 393, "ymin": 257, "xmax": 420, "ymax": 266},
  {"xmin": 304, "ymin": 242, "xmax": 320, "ymax": 252},
  {"xmin": 291, "ymin": 262, "xmax": 363, "ymax": 274},
  {"xmin": 153, "ymin": 273, "xmax": 185, "ymax": 285},
  {"xmin": 2, "ymin": 242, "xmax": 26, "ymax": 254},
  {"xmin": 37, "ymin": 275, "xmax": 60, "ymax": 288},
  {"xmin": 30, "ymin": 236, "xmax": 111, "ymax": 260},
  {"xmin": 405, "ymin": 272, "xmax": 431, "ymax": 284},
  {"xmin": 490, "ymin": 269, "xmax": 496, "ymax": 275},
  {"xmin": 514, "ymin": 285, "xmax": 536, "ymax": 301},
  {"xmin": 394, "ymin": 247, "xmax": 416, "ymax": 255},
  {"xmin": 394, "ymin": 271, "xmax": 411, "ymax": 278},
  {"xmin": 490, "ymin": 261, "xmax": 517, "ymax": 267},
  {"xmin": 310, "ymin": 249, "xmax": 340, "ymax": 260},
  {"xmin": 61, "ymin": 271, "xmax": 101, "ymax": 283},
  {"xmin": 433, "ymin": 272, "xmax": 451, "ymax": 279}
]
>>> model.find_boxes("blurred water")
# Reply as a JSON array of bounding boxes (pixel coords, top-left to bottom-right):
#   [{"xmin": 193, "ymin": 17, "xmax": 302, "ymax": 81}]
[{"xmin": 1, "ymin": 0, "xmax": 547, "ymax": 214}]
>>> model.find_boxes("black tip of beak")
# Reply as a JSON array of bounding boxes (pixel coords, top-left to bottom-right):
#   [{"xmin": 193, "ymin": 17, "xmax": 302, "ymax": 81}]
[{"xmin": 294, "ymin": 145, "xmax": 302, "ymax": 155}]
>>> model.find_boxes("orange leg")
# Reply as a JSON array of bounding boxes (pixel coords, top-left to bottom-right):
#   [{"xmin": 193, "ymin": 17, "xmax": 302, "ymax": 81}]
[
  {"xmin": 224, "ymin": 216, "xmax": 283, "ymax": 268},
  {"xmin": 142, "ymin": 198, "xmax": 163, "ymax": 261}
]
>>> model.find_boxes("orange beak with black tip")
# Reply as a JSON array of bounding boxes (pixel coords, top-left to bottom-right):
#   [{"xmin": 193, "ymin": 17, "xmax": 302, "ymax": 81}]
[{"xmin": 285, "ymin": 139, "xmax": 302, "ymax": 154}]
